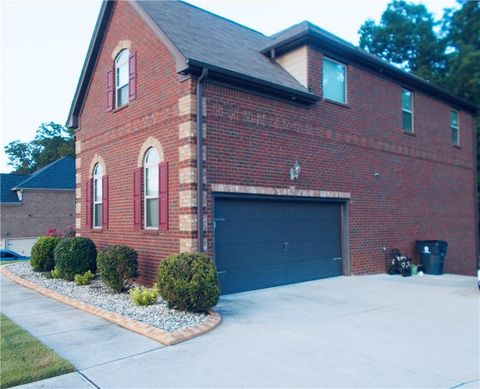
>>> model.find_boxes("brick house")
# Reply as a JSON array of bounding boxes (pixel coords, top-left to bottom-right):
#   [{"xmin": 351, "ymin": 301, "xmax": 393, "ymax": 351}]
[
  {"xmin": 0, "ymin": 157, "xmax": 75, "ymax": 256},
  {"xmin": 68, "ymin": 1, "xmax": 478, "ymax": 293}
]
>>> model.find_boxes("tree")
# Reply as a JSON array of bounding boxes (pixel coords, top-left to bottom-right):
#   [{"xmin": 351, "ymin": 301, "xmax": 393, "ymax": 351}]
[
  {"xmin": 358, "ymin": 0, "xmax": 447, "ymax": 81},
  {"xmin": 5, "ymin": 122, "xmax": 75, "ymax": 174}
]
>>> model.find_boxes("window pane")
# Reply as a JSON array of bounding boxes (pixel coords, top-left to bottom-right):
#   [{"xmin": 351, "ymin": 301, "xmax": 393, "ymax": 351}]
[
  {"xmin": 94, "ymin": 178, "xmax": 102, "ymax": 202},
  {"xmin": 323, "ymin": 58, "xmax": 346, "ymax": 103},
  {"xmin": 402, "ymin": 111, "xmax": 413, "ymax": 132},
  {"xmin": 402, "ymin": 89, "xmax": 412, "ymax": 111},
  {"xmin": 452, "ymin": 128, "xmax": 459, "ymax": 145},
  {"xmin": 146, "ymin": 198, "xmax": 159, "ymax": 228},
  {"xmin": 117, "ymin": 62, "xmax": 129, "ymax": 87},
  {"xmin": 146, "ymin": 166, "xmax": 158, "ymax": 196},
  {"xmin": 451, "ymin": 110, "xmax": 458, "ymax": 128},
  {"xmin": 94, "ymin": 204, "xmax": 103, "ymax": 227},
  {"xmin": 117, "ymin": 85, "xmax": 129, "ymax": 107}
]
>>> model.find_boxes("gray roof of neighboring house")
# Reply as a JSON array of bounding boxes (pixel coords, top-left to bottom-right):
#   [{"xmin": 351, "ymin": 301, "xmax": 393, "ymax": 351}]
[
  {"xmin": 12, "ymin": 157, "xmax": 75, "ymax": 190},
  {"xmin": 0, "ymin": 174, "xmax": 27, "ymax": 204},
  {"xmin": 67, "ymin": 0, "xmax": 478, "ymax": 128},
  {"xmin": 1, "ymin": 157, "xmax": 75, "ymax": 204}
]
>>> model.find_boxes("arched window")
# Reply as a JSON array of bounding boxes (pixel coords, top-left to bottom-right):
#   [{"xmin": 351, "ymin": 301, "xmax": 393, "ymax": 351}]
[
  {"xmin": 92, "ymin": 163, "xmax": 103, "ymax": 228},
  {"xmin": 115, "ymin": 49, "xmax": 129, "ymax": 108},
  {"xmin": 144, "ymin": 148, "xmax": 160, "ymax": 228}
]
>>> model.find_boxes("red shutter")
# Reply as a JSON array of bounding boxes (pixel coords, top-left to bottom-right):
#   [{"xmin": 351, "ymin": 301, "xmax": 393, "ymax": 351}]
[
  {"xmin": 86, "ymin": 179, "xmax": 93, "ymax": 229},
  {"xmin": 102, "ymin": 175, "xmax": 109, "ymax": 230},
  {"xmin": 159, "ymin": 162, "xmax": 168, "ymax": 230},
  {"xmin": 107, "ymin": 68, "xmax": 114, "ymax": 111},
  {"xmin": 133, "ymin": 168, "xmax": 142, "ymax": 231},
  {"xmin": 129, "ymin": 52, "xmax": 136, "ymax": 100}
]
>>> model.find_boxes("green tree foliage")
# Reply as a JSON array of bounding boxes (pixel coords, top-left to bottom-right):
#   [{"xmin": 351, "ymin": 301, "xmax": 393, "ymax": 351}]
[{"xmin": 4, "ymin": 122, "xmax": 74, "ymax": 174}]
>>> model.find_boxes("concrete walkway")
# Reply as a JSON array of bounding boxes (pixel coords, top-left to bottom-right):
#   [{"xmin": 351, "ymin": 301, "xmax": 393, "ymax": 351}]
[{"xmin": 1, "ymin": 272, "xmax": 479, "ymax": 388}]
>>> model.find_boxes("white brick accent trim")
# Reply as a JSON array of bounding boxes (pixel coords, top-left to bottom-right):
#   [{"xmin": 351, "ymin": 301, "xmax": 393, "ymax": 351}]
[
  {"xmin": 137, "ymin": 137, "xmax": 164, "ymax": 167},
  {"xmin": 210, "ymin": 184, "xmax": 351, "ymax": 199}
]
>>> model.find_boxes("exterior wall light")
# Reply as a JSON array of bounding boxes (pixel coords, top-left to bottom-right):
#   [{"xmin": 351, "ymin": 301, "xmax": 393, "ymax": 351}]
[{"xmin": 290, "ymin": 160, "xmax": 301, "ymax": 181}]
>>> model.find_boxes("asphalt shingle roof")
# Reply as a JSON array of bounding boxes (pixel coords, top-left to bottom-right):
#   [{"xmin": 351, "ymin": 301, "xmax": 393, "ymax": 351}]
[
  {"xmin": 137, "ymin": 0, "xmax": 309, "ymax": 93},
  {"xmin": 12, "ymin": 157, "xmax": 75, "ymax": 190},
  {"xmin": 0, "ymin": 174, "xmax": 27, "ymax": 203}
]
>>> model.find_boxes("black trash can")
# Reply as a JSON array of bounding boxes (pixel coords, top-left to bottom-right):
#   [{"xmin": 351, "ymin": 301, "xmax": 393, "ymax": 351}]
[{"xmin": 415, "ymin": 240, "xmax": 448, "ymax": 275}]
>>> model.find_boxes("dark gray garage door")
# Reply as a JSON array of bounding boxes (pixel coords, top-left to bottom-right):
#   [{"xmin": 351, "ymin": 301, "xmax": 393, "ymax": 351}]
[{"xmin": 214, "ymin": 196, "xmax": 343, "ymax": 294}]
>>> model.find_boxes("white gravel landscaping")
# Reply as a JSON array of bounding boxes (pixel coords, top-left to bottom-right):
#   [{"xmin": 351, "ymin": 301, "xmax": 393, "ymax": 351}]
[{"xmin": 6, "ymin": 262, "xmax": 208, "ymax": 333}]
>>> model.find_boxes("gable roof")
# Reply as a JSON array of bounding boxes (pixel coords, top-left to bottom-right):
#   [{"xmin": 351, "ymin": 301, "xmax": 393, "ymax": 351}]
[
  {"xmin": 11, "ymin": 157, "xmax": 75, "ymax": 190},
  {"xmin": 67, "ymin": 1, "xmax": 477, "ymax": 128},
  {"xmin": 0, "ymin": 174, "xmax": 27, "ymax": 204}
]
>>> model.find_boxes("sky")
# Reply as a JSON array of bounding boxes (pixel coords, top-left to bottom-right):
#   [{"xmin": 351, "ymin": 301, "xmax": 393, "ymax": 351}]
[{"xmin": 1, "ymin": 0, "xmax": 458, "ymax": 173}]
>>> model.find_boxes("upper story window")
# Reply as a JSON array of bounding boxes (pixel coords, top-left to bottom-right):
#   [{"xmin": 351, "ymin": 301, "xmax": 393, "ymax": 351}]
[
  {"xmin": 144, "ymin": 148, "xmax": 160, "ymax": 229},
  {"xmin": 401, "ymin": 89, "xmax": 414, "ymax": 133},
  {"xmin": 323, "ymin": 57, "xmax": 346, "ymax": 104},
  {"xmin": 115, "ymin": 50, "xmax": 130, "ymax": 108},
  {"xmin": 92, "ymin": 163, "xmax": 103, "ymax": 228},
  {"xmin": 451, "ymin": 110, "xmax": 460, "ymax": 146}
]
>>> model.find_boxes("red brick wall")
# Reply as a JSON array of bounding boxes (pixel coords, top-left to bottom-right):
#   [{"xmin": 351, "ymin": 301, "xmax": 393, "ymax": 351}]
[
  {"xmin": 76, "ymin": 1, "xmax": 195, "ymax": 283},
  {"xmin": 203, "ymin": 46, "xmax": 477, "ymax": 276}
]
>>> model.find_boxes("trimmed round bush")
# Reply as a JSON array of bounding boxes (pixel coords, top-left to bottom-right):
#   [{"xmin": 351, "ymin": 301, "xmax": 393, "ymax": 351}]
[
  {"xmin": 97, "ymin": 245, "xmax": 139, "ymax": 292},
  {"xmin": 54, "ymin": 237, "xmax": 97, "ymax": 280},
  {"xmin": 30, "ymin": 236, "xmax": 62, "ymax": 272},
  {"xmin": 157, "ymin": 252, "xmax": 220, "ymax": 313}
]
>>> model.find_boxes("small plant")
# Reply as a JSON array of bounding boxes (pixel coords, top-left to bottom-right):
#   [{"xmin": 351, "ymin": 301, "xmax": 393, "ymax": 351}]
[
  {"xmin": 50, "ymin": 267, "xmax": 62, "ymax": 279},
  {"xmin": 97, "ymin": 245, "xmax": 139, "ymax": 292},
  {"xmin": 63, "ymin": 226, "xmax": 76, "ymax": 238},
  {"xmin": 129, "ymin": 286, "xmax": 159, "ymax": 306},
  {"xmin": 46, "ymin": 228, "xmax": 62, "ymax": 238},
  {"xmin": 74, "ymin": 271, "xmax": 94, "ymax": 286},
  {"xmin": 30, "ymin": 236, "xmax": 62, "ymax": 272},
  {"xmin": 54, "ymin": 237, "xmax": 97, "ymax": 280},
  {"xmin": 157, "ymin": 252, "xmax": 220, "ymax": 313}
]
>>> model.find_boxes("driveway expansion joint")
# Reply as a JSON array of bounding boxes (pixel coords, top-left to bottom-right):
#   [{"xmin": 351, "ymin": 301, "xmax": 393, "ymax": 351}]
[{"xmin": 0, "ymin": 265, "xmax": 221, "ymax": 346}]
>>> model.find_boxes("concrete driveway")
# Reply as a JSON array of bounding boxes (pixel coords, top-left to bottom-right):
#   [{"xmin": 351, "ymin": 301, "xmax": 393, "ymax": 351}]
[{"xmin": 2, "ymin": 273, "xmax": 479, "ymax": 388}]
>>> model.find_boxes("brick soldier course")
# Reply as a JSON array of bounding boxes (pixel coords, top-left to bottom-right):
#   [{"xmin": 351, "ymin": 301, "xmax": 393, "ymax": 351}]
[{"xmin": 68, "ymin": 1, "xmax": 478, "ymax": 289}]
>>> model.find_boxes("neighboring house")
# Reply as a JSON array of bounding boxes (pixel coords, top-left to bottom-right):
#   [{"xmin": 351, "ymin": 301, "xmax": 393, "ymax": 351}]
[
  {"xmin": 68, "ymin": 1, "xmax": 478, "ymax": 293},
  {"xmin": 0, "ymin": 157, "xmax": 75, "ymax": 256}
]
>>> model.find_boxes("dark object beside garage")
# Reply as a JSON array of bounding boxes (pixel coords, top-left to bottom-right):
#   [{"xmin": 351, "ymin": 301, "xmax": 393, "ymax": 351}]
[{"xmin": 415, "ymin": 240, "xmax": 448, "ymax": 275}]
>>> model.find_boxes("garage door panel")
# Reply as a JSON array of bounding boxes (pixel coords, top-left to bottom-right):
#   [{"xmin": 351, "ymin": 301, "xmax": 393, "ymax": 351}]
[{"xmin": 214, "ymin": 197, "xmax": 342, "ymax": 294}]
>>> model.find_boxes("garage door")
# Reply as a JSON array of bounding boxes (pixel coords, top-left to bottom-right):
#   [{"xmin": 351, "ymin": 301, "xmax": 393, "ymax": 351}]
[{"xmin": 214, "ymin": 196, "xmax": 343, "ymax": 294}]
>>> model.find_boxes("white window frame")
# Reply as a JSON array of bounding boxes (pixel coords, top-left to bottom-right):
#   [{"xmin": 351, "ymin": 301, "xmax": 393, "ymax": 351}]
[
  {"xmin": 322, "ymin": 57, "xmax": 347, "ymax": 104},
  {"xmin": 143, "ymin": 148, "xmax": 160, "ymax": 229},
  {"xmin": 451, "ymin": 109, "xmax": 460, "ymax": 146},
  {"xmin": 115, "ymin": 49, "xmax": 129, "ymax": 108},
  {"xmin": 92, "ymin": 164, "xmax": 103, "ymax": 229},
  {"xmin": 401, "ymin": 88, "xmax": 414, "ymax": 133}
]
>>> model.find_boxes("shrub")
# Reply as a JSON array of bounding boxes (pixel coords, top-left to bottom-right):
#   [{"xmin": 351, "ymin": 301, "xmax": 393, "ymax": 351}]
[
  {"xmin": 30, "ymin": 236, "xmax": 62, "ymax": 272},
  {"xmin": 54, "ymin": 237, "xmax": 97, "ymax": 281},
  {"xmin": 157, "ymin": 252, "xmax": 220, "ymax": 313},
  {"xmin": 97, "ymin": 245, "xmax": 138, "ymax": 292},
  {"xmin": 74, "ymin": 270, "xmax": 94, "ymax": 286},
  {"xmin": 50, "ymin": 267, "xmax": 62, "ymax": 279},
  {"xmin": 129, "ymin": 286, "xmax": 159, "ymax": 306}
]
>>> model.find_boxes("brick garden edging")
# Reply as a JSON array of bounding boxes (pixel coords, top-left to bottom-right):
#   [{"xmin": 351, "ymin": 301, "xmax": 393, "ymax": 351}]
[{"xmin": 0, "ymin": 265, "xmax": 221, "ymax": 346}]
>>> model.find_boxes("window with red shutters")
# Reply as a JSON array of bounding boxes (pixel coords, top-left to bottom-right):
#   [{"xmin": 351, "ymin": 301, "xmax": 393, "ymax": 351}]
[
  {"xmin": 133, "ymin": 168, "xmax": 142, "ymax": 231},
  {"xmin": 106, "ymin": 68, "xmax": 114, "ymax": 111},
  {"xmin": 159, "ymin": 162, "xmax": 168, "ymax": 230},
  {"xmin": 129, "ymin": 52, "xmax": 136, "ymax": 101},
  {"xmin": 86, "ymin": 179, "xmax": 93, "ymax": 228},
  {"xmin": 102, "ymin": 175, "xmax": 109, "ymax": 229}
]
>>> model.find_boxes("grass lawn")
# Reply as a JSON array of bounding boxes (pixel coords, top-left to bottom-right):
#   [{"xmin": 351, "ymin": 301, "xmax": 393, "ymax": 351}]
[{"xmin": 0, "ymin": 314, "xmax": 74, "ymax": 388}]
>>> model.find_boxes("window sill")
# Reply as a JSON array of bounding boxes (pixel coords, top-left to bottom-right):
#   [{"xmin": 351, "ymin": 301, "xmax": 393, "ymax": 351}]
[
  {"xmin": 322, "ymin": 98, "xmax": 350, "ymax": 109},
  {"xmin": 113, "ymin": 103, "xmax": 129, "ymax": 113},
  {"xmin": 142, "ymin": 229, "xmax": 159, "ymax": 236},
  {"xmin": 402, "ymin": 130, "xmax": 416, "ymax": 136},
  {"xmin": 452, "ymin": 144, "xmax": 461, "ymax": 149},
  {"xmin": 91, "ymin": 228, "xmax": 103, "ymax": 233}
]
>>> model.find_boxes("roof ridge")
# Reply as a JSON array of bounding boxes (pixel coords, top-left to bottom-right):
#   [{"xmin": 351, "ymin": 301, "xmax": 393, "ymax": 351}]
[{"xmin": 178, "ymin": 0, "xmax": 268, "ymax": 38}]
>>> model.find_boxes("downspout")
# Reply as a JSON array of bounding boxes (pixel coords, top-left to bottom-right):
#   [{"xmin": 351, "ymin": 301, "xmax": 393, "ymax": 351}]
[
  {"xmin": 197, "ymin": 68, "xmax": 208, "ymax": 252},
  {"xmin": 473, "ymin": 115, "xmax": 479, "ymax": 274}
]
